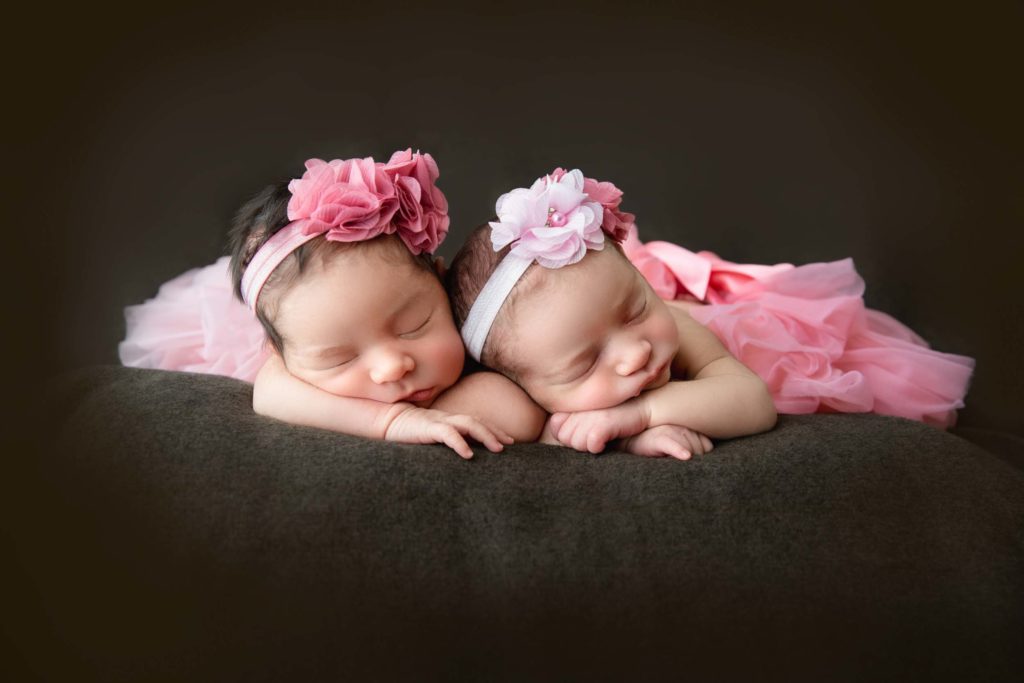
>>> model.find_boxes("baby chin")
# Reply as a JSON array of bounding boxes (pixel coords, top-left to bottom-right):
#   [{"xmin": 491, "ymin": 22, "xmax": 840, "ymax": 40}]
[{"xmin": 554, "ymin": 362, "xmax": 673, "ymax": 413}]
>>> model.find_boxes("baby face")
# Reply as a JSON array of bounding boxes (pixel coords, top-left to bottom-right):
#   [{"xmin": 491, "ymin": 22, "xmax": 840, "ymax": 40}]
[
  {"xmin": 500, "ymin": 245, "xmax": 678, "ymax": 413},
  {"xmin": 274, "ymin": 248, "xmax": 464, "ymax": 407}
]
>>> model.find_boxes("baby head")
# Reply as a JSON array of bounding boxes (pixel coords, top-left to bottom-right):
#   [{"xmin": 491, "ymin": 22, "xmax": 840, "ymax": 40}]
[
  {"xmin": 447, "ymin": 169, "xmax": 679, "ymax": 413},
  {"xmin": 228, "ymin": 152, "xmax": 464, "ymax": 406}
]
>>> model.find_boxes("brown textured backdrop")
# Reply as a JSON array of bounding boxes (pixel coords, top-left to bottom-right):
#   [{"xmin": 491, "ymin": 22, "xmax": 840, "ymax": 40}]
[{"xmin": 5, "ymin": 4, "xmax": 1024, "ymax": 680}]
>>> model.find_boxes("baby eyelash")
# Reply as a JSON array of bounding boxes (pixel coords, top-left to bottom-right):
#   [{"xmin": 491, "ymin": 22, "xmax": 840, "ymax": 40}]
[
  {"xmin": 400, "ymin": 314, "xmax": 432, "ymax": 337},
  {"xmin": 630, "ymin": 298, "xmax": 648, "ymax": 322}
]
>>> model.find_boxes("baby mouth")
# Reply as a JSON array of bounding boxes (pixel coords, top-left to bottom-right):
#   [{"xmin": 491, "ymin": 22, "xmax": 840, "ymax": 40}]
[
  {"xmin": 401, "ymin": 387, "xmax": 435, "ymax": 403},
  {"xmin": 640, "ymin": 361, "xmax": 670, "ymax": 392}
]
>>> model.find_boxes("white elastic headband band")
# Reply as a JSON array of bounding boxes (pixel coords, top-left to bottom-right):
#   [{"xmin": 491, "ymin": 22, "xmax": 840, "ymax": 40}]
[{"xmin": 460, "ymin": 254, "xmax": 533, "ymax": 361}]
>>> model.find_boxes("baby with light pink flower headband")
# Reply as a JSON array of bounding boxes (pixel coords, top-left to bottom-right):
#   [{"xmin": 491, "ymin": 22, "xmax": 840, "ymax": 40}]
[
  {"xmin": 446, "ymin": 168, "xmax": 775, "ymax": 459},
  {"xmin": 447, "ymin": 166, "xmax": 973, "ymax": 456},
  {"xmin": 121, "ymin": 150, "xmax": 542, "ymax": 458}
]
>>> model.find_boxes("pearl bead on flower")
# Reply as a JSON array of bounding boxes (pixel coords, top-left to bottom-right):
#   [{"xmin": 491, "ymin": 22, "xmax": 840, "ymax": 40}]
[{"xmin": 546, "ymin": 207, "xmax": 568, "ymax": 227}]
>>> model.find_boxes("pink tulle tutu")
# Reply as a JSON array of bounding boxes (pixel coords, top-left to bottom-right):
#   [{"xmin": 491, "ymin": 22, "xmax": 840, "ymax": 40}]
[
  {"xmin": 623, "ymin": 229, "xmax": 975, "ymax": 429},
  {"xmin": 121, "ymin": 233, "xmax": 976, "ymax": 430},
  {"xmin": 119, "ymin": 257, "xmax": 270, "ymax": 383}
]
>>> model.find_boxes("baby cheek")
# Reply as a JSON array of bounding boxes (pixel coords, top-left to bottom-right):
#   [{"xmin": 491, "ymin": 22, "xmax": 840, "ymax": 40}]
[
  {"xmin": 570, "ymin": 373, "xmax": 629, "ymax": 412},
  {"xmin": 423, "ymin": 329, "xmax": 465, "ymax": 389},
  {"xmin": 658, "ymin": 309, "xmax": 679, "ymax": 342},
  {"xmin": 305, "ymin": 368, "xmax": 366, "ymax": 399}
]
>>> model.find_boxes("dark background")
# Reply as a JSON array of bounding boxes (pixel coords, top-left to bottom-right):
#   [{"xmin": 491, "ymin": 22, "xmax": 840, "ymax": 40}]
[{"xmin": 4, "ymin": 1, "xmax": 1023, "ymax": 678}]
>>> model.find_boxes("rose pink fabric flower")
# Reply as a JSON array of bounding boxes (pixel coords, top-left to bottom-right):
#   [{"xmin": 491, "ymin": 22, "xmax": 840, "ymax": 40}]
[
  {"xmin": 392, "ymin": 176, "xmax": 424, "ymax": 233},
  {"xmin": 283, "ymin": 152, "xmax": 449, "ymax": 255},
  {"xmin": 384, "ymin": 149, "xmax": 450, "ymax": 254},
  {"xmin": 286, "ymin": 157, "xmax": 399, "ymax": 242},
  {"xmin": 489, "ymin": 169, "xmax": 605, "ymax": 269},
  {"xmin": 548, "ymin": 167, "xmax": 636, "ymax": 243}
]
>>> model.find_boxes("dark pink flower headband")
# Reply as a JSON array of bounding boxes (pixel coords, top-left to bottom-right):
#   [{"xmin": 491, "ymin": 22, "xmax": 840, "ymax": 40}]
[{"xmin": 241, "ymin": 149, "xmax": 450, "ymax": 309}]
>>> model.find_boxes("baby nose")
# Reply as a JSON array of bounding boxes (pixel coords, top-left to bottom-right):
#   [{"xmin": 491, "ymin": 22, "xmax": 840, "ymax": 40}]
[
  {"xmin": 369, "ymin": 351, "xmax": 415, "ymax": 384},
  {"xmin": 615, "ymin": 339, "xmax": 652, "ymax": 377}
]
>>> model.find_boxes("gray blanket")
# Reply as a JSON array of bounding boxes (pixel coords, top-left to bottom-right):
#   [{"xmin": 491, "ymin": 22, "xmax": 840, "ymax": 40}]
[{"xmin": 18, "ymin": 366, "xmax": 1024, "ymax": 681}]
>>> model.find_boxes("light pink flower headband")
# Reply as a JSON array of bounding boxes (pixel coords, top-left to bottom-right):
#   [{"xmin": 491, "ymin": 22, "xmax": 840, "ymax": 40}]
[
  {"xmin": 461, "ymin": 168, "xmax": 636, "ymax": 360},
  {"xmin": 241, "ymin": 149, "xmax": 450, "ymax": 310}
]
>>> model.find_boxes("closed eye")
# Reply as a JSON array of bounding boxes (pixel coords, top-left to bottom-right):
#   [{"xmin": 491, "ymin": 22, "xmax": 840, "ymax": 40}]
[
  {"xmin": 628, "ymin": 297, "xmax": 648, "ymax": 324},
  {"xmin": 566, "ymin": 354, "xmax": 599, "ymax": 383},
  {"xmin": 399, "ymin": 313, "xmax": 432, "ymax": 338}
]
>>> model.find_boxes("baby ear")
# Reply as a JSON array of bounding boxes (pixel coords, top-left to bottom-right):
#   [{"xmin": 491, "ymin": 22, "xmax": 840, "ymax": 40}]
[{"xmin": 433, "ymin": 256, "xmax": 448, "ymax": 279}]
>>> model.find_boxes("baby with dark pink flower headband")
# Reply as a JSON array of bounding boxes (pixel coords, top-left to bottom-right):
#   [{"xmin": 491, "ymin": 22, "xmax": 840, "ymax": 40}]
[
  {"xmin": 120, "ymin": 150, "xmax": 541, "ymax": 458},
  {"xmin": 446, "ymin": 167, "xmax": 974, "ymax": 457}
]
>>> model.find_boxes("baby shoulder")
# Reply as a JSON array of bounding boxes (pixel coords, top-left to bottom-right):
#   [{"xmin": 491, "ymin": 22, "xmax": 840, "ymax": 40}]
[
  {"xmin": 667, "ymin": 303, "xmax": 733, "ymax": 379},
  {"xmin": 460, "ymin": 371, "xmax": 542, "ymax": 413},
  {"xmin": 438, "ymin": 371, "xmax": 547, "ymax": 442},
  {"xmin": 449, "ymin": 371, "xmax": 520, "ymax": 398}
]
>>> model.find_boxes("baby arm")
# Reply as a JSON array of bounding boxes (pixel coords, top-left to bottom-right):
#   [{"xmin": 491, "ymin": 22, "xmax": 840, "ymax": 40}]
[
  {"xmin": 433, "ymin": 371, "xmax": 547, "ymax": 442},
  {"xmin": 548, "ymin": 305, "xmax": 776, "ymax": 451},
  {"xmin": 252, "ymin": 354, "xmax": 510, "ymax": 459},
  {"xmin": 542, "ymin": 414, "xmax": 714, "ymax": 459},
  {"xmin": 640, "ymin": 368, "xmax": 776, "ymax": 438},
  {"xmin": 645, "ymin": 301, "xmax": 777, "ymax": 437}
]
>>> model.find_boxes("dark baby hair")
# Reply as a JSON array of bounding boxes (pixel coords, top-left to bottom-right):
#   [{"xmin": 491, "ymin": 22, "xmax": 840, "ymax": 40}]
[
  {"xmin": 445, "ymin": 223, "xmax": 628, "ymax": 381},
  {"xmin": 444, "ymin": 224, "xmax": 537, "ymax": 381},
  {"xmin": 226, "ymin": 181, "xmax": 436, "ymax": 356}
]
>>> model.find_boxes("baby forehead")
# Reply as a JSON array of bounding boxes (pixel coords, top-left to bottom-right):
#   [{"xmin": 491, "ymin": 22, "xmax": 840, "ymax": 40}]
[
  {"xmin": 534, "ymin": 245, "xmax": 634, "ymax": 290},
  {"xmin": 514, "ymin": 248, "xmax": 638, "ymax": 319},
  {"xmin": 281, "ymin": 256, "xmax": 438, "ymax": 321}
]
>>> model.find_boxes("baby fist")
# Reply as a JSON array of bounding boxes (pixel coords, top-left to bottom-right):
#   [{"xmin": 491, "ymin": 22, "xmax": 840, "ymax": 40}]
[{"xmin": 547, "ymin": 400, "xmax": 649, "ymax": 454}]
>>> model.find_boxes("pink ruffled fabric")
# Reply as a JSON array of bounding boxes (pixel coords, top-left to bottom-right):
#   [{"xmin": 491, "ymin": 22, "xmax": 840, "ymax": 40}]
[
  {"xmin": 622, "ymin": 228, "xmax": 975, "ymax": 429},
  {"xmin": 119, "ymin": 257, "xmax": 270, "ymax": 383}
]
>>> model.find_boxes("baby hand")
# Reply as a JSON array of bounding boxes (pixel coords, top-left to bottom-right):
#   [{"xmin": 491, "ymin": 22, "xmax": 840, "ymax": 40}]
[
  {"xmin": 547, "ymin": 399, "xmax": 650, "ymax": 454},
  {"xmin": 617, "ymin": 425, "xmax": 714, "ymax": 461},
  {"xmin": 384, "ymin": 406, "xmax": 513, "ymax": 460}
]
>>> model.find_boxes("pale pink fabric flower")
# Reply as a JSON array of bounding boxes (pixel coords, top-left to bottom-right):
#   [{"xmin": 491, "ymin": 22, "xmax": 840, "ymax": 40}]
[
  {"xmin": 548, "ymin": 167, "xmax": 636, "ymax": 243},
  {"xmin": 489, "ymin": 169, "xmax": 605, "ymax": 269}
]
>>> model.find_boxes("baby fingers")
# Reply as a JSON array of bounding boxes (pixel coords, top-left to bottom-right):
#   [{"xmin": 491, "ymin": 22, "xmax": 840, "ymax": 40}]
[
  {"xmin": 445, "ymin": 415, "xmax": 506, "ymax": 454},
  {"xmin": 572, "ymin": 427, "xmax": 604, "ymax": 453},
  {"xmin": 548, "ymin": 412, "xmax": 569, "ymax": 434},
  {"xmin": 677, "ymin": 428, "xmax": 711, "ymax": 456},
  {"xmin": 433, "ymin": 424, "xmax": 474, "ymax": 460},
  {"xmin": 586, "ymin": 429, "xmax": 611, "ymax": 454},
  {"xmin": 659, "ymin": 436, "xmax": 692, "ymax": 461},
  {"xmin": 552, "ymin": 418, "xmax": 610, "ymax": 454}
]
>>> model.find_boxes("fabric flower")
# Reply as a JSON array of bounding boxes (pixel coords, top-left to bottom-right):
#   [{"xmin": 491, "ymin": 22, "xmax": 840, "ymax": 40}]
[
  {"xmin": 286, "ymin": 157, "xmax": 399, "ymax": 242},
  {"xmin": 548, "ymin": 167, "xmax": 636, "ymax": 243},
  {"xmin": 283, "ymin": 152, "xmax": 450, "ymax": 254},
  {"xmin": 489, "ymin": 169, "xmax": 605, "ymax": 269},
  {"xmin": 392, "ymin": 176, "xmax": 424, "ymax": 234},
  {"xmin": 384, "ymin": 149, "xmax": 450, "ymax": 254}
]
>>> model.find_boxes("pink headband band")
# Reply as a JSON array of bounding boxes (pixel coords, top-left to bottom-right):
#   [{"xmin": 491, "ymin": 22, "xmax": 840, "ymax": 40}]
[
  {"xmin": 241, "ymin": 150, "xmax": 450, "ymax": 310},
  {"xmin": 240, "ymin": 223, "xmax": 321, "ymax": 310}
]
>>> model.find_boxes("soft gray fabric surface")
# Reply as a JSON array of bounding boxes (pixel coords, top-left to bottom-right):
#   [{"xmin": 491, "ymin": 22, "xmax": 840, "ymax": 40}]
[{"xmin": 26, "ymin": 366, "xmax": 1024, "ymax": 681}]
